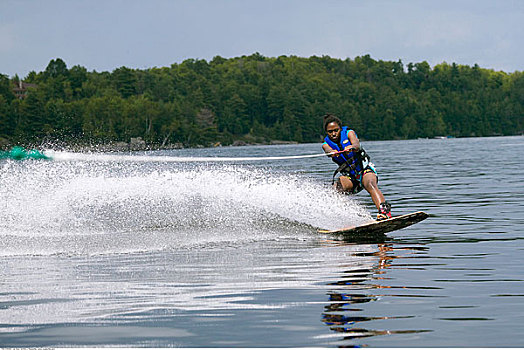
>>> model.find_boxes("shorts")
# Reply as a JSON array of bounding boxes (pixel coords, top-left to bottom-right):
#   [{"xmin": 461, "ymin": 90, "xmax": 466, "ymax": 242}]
[{"xmin": 342, "ymin": 163, "xmax": 378, "ymax": 194}]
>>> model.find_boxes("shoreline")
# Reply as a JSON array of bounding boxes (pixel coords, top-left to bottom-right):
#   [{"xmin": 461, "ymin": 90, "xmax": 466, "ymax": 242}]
[{"xmin": 2, "ymin": 133, "xmax": 522, "ymax": 153}]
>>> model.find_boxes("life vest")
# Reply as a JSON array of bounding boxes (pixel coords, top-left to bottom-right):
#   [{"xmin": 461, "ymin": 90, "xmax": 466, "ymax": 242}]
[{"xmin": 324, "ymin": 126, "xmax": 365, "ymax": 179}]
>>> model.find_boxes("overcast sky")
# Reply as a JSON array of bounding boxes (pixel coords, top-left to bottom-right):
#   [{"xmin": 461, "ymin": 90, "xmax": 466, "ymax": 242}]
[{"xmin": 1, "ymin": 0, "xmax": 523, "ymax": 78}]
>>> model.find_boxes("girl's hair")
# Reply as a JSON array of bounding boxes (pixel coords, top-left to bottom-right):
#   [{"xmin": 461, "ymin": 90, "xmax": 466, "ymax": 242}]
[{"xmin": 323, "ymin": 113, "xmax": 342, "ymax": 131}]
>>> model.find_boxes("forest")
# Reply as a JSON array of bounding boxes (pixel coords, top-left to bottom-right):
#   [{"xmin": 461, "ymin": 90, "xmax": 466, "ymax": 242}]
[{"xmin": 0, "ymin": 53, "xmax": 523, "ymax": 149}]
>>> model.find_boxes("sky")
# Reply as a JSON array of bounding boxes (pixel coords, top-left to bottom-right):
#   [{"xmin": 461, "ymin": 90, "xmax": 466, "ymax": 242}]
[{"xmin": 1, "ymin": 0, "xmax": 523, "ymax": 78}]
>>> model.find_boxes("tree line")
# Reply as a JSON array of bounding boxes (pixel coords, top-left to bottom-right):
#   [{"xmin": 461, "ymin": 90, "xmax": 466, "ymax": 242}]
[{"xmin": 1, "ymin": 53, "xmax": 523, "ymax": 149}]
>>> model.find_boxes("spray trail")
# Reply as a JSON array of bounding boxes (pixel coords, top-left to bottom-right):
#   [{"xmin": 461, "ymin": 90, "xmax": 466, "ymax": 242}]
[{"xmin": 0, "ymin": 157, "xmax": 371, "ymax": 256}]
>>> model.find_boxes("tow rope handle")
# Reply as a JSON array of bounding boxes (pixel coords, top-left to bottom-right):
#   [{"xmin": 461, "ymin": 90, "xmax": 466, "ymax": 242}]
[{"xmin": 328, "ymin": 148, "xmax": 369, "ymax": 185}]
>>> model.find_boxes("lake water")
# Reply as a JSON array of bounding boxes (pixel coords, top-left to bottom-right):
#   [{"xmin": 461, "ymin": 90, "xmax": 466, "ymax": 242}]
[{"xmin": 1, "ymin": 136, "xmax": 523, "ymax": 347}]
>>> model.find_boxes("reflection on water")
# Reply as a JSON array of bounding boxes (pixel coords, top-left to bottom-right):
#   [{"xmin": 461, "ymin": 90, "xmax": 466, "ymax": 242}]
[{"xmin": 321, "ymin": 244, "xmax": 434, "ymax": 345}]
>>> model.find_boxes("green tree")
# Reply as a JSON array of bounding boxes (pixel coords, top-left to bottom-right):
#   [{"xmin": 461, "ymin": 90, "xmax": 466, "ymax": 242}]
[
  {"xmin": 44, "ymin": 58, "xmax": 68, "ymax": 79},
  {"xmin": 0, "ymin": 74, "xmax": 15, "ymax": 101},
  {"xmin": 16, "ymin": 90, "xmax": 47, "ymax": 140},
  {"xmin": 68, "ymin": 65, "xmax": 88, "ymax": 98},
  {"xmin": 112, "ymin": 66, "xmax": 137, "ymax": 98},
  {"xmin": 0, "ymin": 95, "xmax": 15, "ymax": 139}
]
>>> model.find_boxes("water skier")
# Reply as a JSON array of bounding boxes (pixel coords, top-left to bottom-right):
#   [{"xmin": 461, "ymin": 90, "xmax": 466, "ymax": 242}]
[{"xmin": 322, "ymin": 113, "xmax": 392, "ymax": 220}]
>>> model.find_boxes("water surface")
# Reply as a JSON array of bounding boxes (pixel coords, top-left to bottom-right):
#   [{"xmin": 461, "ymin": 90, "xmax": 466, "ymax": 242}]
[{"xmin": 1, "ymin": 136, "xmax": 523, "ymax": 347}]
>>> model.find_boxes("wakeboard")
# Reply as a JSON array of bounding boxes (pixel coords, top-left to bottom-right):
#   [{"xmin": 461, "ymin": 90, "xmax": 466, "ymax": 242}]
[{"xmin": 318, "ymin": 211, "xmax": 429, "ymax": 238}]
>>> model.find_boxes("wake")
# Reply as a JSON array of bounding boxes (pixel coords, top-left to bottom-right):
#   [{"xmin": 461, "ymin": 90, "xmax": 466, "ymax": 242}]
[{"xmin": 0, "ymin": 156, "xmax": 371, "ymax": 256}]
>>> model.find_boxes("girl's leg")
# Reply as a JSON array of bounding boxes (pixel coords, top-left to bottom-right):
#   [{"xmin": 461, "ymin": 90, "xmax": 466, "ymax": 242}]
[
  {"xmin": 335, "ymin": 176, "xmax": 355, "ymax": 194},
  {"xmin": 362, "ymin": 171, "xmax": 386, "ymax": 211}
]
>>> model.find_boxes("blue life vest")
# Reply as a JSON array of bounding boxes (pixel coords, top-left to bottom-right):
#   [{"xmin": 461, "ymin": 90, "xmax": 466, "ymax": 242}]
[{"xmin": 324, "ymin": 126, "xmax": 363, "ymax": 179}]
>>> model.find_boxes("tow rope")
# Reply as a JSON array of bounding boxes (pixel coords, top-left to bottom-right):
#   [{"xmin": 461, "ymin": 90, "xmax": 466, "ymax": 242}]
[
  {"xmin": 47, "ymin": 150, "xmax": 343, "ymax": 162},
  {"xmin": 2, "ymin": 147, "xmax": 343, "ymax": 162}
]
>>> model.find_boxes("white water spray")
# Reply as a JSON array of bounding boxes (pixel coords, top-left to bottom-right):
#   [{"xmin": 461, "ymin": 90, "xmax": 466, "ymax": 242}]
[{"xmin": 0, "ymin": 153, "xmax": 371, "ymax": 256}]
